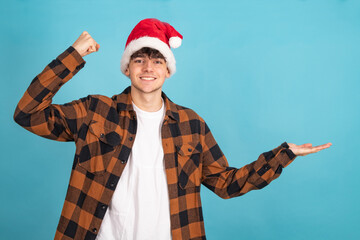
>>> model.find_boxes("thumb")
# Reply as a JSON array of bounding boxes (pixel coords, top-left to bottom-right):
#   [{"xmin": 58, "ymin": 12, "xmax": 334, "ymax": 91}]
[{"xmin": 87, "ymin": 45, "xmax": 96, "ymax": 54}]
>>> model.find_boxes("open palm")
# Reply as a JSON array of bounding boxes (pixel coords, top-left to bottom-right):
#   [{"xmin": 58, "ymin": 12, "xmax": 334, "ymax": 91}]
[{"xmin": 288, "ymin": 142, "xmax": 332, "ymax": 156}]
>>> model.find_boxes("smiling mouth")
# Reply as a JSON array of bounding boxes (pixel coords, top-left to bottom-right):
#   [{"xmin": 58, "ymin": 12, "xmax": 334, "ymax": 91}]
[{"xmin": 139, "ymin": 77, "xmax": 157, "ymax": 81}]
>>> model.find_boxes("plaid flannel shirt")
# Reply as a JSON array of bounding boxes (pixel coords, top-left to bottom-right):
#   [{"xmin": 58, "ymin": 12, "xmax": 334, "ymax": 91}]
[{"xmin": 14, "ymin": 46, "xmax": 297, "ymax": 240}]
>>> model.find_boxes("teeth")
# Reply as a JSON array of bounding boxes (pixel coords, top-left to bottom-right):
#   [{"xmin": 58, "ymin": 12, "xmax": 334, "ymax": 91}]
[{"xmin": 140, "ymin": 77, "xmax": 156, "ymax": 80}]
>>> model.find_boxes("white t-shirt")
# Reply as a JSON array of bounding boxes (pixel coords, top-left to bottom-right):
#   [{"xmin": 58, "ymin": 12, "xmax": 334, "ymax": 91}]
[{"xmin": 96, "ymin": 100, "xmax": 172, "ymax": 240}]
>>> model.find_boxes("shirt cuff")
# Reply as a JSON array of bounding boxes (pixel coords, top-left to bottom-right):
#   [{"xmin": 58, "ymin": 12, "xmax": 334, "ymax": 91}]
[
  {"xmin": 57, "ymin": 46, "xmax": 86, "ymax": 72},
  {"xmin": 277, "ymin": 142, "xmax": 297, "ymax": 167}
]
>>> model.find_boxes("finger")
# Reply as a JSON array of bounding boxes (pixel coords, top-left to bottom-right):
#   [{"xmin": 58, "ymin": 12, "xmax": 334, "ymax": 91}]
[
  {"xmin": 298, "ymin": 148, "xmax": 321, "ymax": 156},
  {"xmin": 87, "ymin": 45, "xmax": 95, "ymax": 53},
  {"xmin": 93, "ymin": 42, "xmax": 98, "ymax": 52},
  {"xmin": 299, "ymin": 143, "xmax": 312, "ymax": 148},
  {"xmin": 305, "ymin": 144, "xmax": 331, "ymax": 153},
  {"xmin": 96, "ymin": 43, "xmax": 100, "ymax": 51},
  {"xmin": 313, "ymin": 143, "xmax": 332, "ymax": 150}
]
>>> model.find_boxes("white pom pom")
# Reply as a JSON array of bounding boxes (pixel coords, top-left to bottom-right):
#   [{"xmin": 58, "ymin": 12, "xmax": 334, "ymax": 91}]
[{"xmin": 169, "ymin": 37, "xmax": 182, "ymax": 48}]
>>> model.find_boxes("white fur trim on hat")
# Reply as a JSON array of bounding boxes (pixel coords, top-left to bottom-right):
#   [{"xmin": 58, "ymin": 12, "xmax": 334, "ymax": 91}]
[{"xmin": 120, "ymin": 37, "xmax": 176, "ymax": 77}]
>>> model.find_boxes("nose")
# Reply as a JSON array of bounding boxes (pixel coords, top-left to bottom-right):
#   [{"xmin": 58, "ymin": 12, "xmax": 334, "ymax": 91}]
[{"xmin": 142, "ymin": 59, "xmax": 154, "ymax": 72}]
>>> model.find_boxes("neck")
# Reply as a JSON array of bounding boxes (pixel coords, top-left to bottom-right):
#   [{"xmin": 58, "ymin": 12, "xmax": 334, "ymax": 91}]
[{"xmin": 130, "ymin": 86, "xmax": 163, "ymax": 112}]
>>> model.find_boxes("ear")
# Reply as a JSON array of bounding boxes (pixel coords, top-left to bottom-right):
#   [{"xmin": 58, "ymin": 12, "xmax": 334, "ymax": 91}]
[
  {"xmin": 125, "ymin": 66, "xmax": 130, "ymax": 77},
  {"xmin": 166, "ymin": 68, "xmax": 170, "ymax": 78}
]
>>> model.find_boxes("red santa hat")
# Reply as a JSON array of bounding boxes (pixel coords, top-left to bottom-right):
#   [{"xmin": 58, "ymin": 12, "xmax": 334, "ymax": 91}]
[{"xmin": 120, "ymin": 18, "xmax": 183, "ymax": 77}]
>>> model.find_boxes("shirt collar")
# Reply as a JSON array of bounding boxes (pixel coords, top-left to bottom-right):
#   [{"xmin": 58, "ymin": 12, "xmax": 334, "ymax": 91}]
[{"xmin": 115, "ymin": 86, "xmax": 180, "ymax": 122}]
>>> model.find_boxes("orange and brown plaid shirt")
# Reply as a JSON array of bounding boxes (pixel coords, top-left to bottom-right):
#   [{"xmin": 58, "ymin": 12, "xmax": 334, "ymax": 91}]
[{"xmin": 14, "ymin": 46, "xmax": 297, "ymax": 240}]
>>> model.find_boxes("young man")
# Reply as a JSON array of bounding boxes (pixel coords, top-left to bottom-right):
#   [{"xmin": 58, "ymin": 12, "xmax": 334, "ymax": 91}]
[{"xmin": 14, "ymin": 18, "xmax": 331, "ymax": 240}]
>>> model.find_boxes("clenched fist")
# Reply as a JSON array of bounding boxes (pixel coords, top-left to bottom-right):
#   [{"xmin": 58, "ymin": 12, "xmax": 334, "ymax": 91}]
[{"xmin": 72, "ymin": 31, "xmax": 100, "ymax": 57}]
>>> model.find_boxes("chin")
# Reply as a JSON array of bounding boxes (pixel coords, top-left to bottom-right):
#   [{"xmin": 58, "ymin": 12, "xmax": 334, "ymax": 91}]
[{"xmin": 132, "ymin": 84, "xmax": 162, "ymax": 94}]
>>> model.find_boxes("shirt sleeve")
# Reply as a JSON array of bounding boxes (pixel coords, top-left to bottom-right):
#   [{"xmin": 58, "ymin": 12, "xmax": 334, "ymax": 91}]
[
  {"xmin": 200, "ymin": 121, "xmax": 297, "ymax": 199},
  {"xmin": 13, "ymin": 46, "xmax": 90, "ymax": 142}
]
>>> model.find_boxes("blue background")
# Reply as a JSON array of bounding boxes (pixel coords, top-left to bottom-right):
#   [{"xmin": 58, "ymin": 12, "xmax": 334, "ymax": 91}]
[{"xmin": 1, "ymin": 0, "xmax": 359, "ymax": 239}]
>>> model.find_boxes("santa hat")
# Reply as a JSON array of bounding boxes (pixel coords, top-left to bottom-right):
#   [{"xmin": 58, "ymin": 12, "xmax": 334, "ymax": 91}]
[{"xmin": 120, "ymin": 18, "xmax": 183, "ymax": 77}]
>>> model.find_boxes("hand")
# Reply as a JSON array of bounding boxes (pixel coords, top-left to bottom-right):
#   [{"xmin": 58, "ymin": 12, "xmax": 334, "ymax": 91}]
[
  {"xmin": 72, "ymin": 31, "xmax": 100, "ymax": 57},
  {"xmin": 288, "ymin": 142, "xmax": 332, "ymax": 156}
]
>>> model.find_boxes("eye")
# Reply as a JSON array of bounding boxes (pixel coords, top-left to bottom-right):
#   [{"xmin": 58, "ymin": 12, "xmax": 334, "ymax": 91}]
[
  {"xmin": 133, "ymin": 58, "xmax": 144, "ymax": 63},
  {"xmin": 154, "ymin": 59, "xmax": 163, "ymax": 64}
]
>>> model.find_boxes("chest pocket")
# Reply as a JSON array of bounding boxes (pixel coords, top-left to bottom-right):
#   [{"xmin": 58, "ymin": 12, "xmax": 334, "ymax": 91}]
[
  {"xmin": 77, "ymin": 121, "xmax": 121, "ymax": 174},
  {"xmin": 176, "ymin": 142, "xmax": 202, "ymax": 189}
]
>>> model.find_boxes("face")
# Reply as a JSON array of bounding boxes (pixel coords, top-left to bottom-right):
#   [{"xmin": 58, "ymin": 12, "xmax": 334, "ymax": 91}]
[{"xmin": 125, "ymin": 55, "xmax": 170, "ymax": 95}]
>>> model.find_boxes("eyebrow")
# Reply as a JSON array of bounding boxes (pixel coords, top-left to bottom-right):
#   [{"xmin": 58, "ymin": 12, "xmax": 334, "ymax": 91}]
[{"xmin": 132, "ymin": 56, "xmax": 164, "ymax": 60}]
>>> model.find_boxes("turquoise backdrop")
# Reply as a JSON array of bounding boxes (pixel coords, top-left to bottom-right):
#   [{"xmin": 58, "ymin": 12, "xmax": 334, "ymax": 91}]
[{"xmin": 1, "ymin": 0, "xmax": 359, "ymax": 239}]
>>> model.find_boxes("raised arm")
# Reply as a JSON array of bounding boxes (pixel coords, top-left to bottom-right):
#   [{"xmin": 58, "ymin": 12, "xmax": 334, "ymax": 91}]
[{"xmin": 13, "ymin": 32, "xmax": 100, "ymax": 141}]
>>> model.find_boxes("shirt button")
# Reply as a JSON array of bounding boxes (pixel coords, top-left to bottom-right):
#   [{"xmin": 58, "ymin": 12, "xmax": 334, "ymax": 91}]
[
  {"xmin": 264, "ymin": 165, "xmax": 270, "ymax": 170},
  {"xmin": 92, "ymin": 228, "xmax": 97, "ymax": 233},
  {"xmin": 128, "ymin": 137, "xmax": 133, "ymax": 141},
  {"xmin": 188, "ymin": 148, "xmax": 192, "ymax": 152},
  {"xmin": 100, "ymin": 133, "xmax": 104, "ymax": 138},
  {"xmin": 121, "ymin": 160, "xmax": 127, "ymax": 164},
  {"xmin": 110, "ymin": 182, "xmax": 115, "ymax": 187},
  {"xmin": 101, "ymin": 205, "xmax": 107, "ymax": 210}
]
